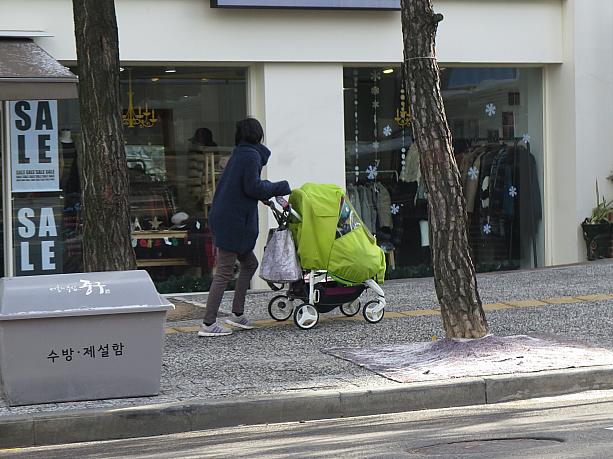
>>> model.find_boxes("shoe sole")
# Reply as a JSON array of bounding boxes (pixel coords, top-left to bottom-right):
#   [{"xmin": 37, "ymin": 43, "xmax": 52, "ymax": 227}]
[
  {"xmin": 225, "ymin": 319, "xmax": 254, "ymax": 330},
  {"xmin": 197, "ymin": 330, "xmax": 232, "ymax": 337}
]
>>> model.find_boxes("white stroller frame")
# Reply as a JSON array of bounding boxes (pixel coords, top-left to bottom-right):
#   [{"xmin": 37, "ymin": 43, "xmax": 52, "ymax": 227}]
[{"xmin": 265, "ymin": 197, "xmax": 387, "ymax": 330}]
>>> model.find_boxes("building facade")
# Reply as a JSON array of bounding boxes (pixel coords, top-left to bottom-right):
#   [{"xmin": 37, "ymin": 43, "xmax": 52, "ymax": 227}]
[{"xmin": 0, "ymin": 0, "xmax": 611, "ymax": 291}]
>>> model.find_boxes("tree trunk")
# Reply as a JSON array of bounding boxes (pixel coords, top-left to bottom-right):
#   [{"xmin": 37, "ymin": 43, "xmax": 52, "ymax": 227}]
[
  {"xmin": 400, "ymin": 0, "xmax": 488, "ymax": 338},
  {"xmin": 72, "ymin": 0, "xmax": 136, "ymax": 271}
]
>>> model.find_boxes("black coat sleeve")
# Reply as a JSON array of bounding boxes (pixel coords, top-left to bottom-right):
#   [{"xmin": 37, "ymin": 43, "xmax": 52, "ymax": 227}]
[{"xmin": 241, "ymin": 152, "xmax": 291, "ymax": 200}]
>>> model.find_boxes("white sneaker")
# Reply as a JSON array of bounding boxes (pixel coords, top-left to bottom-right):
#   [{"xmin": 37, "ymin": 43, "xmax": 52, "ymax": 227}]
[
  {"xmin": 197, "ymin": 322, "xmax": 233, "ymax": 337},
  {"xmin": 225, "ymin": 314, "xmax": 254, "ymax": 330}
]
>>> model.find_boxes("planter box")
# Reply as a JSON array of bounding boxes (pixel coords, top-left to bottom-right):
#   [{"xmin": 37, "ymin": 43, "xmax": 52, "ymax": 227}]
[{"xmin": 582, "ymin": 221, "xmax": 613, "ymax": 260}]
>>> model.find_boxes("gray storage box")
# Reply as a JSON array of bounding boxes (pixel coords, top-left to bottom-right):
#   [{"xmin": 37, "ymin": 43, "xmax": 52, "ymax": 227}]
[{"xmin": 0, "ymin": 270, "xmax": 173, "ymax": 406}]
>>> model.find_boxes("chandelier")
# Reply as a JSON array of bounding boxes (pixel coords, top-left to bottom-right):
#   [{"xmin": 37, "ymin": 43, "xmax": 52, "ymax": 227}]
[{"xmin": 122, "ymin": 70, "xmax": 158, "ymax": 128}]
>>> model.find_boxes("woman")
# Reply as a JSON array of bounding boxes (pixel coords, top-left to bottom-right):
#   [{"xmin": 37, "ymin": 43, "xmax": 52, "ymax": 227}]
[{"xmin": 198, "ymin": 118, "xmax": 291, "ymax": 337}]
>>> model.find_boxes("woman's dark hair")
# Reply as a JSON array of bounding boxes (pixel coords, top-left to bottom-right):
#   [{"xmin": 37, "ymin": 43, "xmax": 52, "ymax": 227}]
[{"xmin": 235, "ymin": 117, "xmax": 264, "ymax": 145}]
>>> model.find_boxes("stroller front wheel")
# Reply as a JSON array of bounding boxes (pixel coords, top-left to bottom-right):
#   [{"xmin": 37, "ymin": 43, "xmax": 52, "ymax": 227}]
[
  {"xmin": 293, "ymin": 303, "xmax": 319, "ymax": 330},
  {"xmin": 268, "ymin": 294, "xmax": 294, "ymax": 321},
  {"xmin": 363, "ymin": 299, "xmax": 385, "ymax": 324}
]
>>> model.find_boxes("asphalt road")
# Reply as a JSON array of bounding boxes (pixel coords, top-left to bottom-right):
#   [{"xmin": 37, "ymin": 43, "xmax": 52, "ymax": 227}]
[{"xmin": 3, "ymin": 390, "xmax": 613, "ymax": 458}]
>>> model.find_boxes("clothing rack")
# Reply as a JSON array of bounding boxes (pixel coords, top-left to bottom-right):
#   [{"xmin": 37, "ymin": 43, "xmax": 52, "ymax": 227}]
[
  {"xmin": 465, "ymin": 137, "xmax": 524, "ymax": 146},
  {"xmin": 346, "ymin": 170, "xmax": 399, "ymax": 182}
]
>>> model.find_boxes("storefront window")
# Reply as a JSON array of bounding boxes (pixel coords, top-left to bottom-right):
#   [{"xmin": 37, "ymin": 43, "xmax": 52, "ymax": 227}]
[
  {"xmin": 343, "ymin": 67, "xmax": 544, "ymax": 279},
  {"xmin": 51, "ymin": 66, "xmax": 247, "ymax": 291}
]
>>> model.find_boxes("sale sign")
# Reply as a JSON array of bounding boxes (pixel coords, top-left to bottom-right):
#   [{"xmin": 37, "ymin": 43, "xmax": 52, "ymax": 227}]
[
  {"xmin": 10, "ymin": 100, "xmax": 60, "ymax": 193},
  {"xmin": 13, "ymin": 197, "xmax": 64, "ymax": 276}
]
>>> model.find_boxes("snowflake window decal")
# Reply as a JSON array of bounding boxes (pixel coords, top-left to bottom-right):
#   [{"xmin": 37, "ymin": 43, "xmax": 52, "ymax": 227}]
[
  {"xmin": 383, "ymin": 125, "xmax": 392, "ymax": 137},
  {"xmin": 390, "ymin": 204, "xmax": 400, "ymax": 215},
  {"xmin": 508, "ymin": 186, "xmax": 518, "ymax": 198},
  {"xmin": 366, "ymin": 165, "xmax": 378, "ymax": 180},
  {"xmin": 483, "ymin": 223, "xmax": 492, "ymax": 235},
  {"xmin": 371, "ymin": 100, "xmax": 380, "ymax": 109},
  {"xmin": 522, "ymin": 133, "xmax": 531, "ymax": 144},
  {"xmin": 372, "ymin": 141, "xmax": 380, "ymax": 150},
  {"xmin": 371, "ymin": 86, "xmax": 380, "ymax": 96},
  {"xmin": 468, "ymin": 166, "xmax": 479, "ymax": 181},
  {"xmin": 370, "ymin": 70, "xmax": 381, "ymax": 81},
  {"xmin": 485, "ymin": 103, "xmax": 497, "ymax": 117}
]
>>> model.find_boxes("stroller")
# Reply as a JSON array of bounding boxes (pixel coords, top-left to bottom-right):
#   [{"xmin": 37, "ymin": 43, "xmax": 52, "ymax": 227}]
[{"xmin": 264, "ymin": 183, "xmax": 386, "ymax": 330}]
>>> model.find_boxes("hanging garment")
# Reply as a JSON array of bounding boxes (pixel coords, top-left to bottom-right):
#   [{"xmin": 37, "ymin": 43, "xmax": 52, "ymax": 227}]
[
  {"xmin": 488, "ymin": 148, "xmax": 514, "ymax": 217},
  {"xmin": 400, "ymin": 142, "xmax": 420, "ymax": 183},
  {"xmin": 414, "ymin": 175, "xmax": 428, "ymax": 206},
  {"xmin": 478, "ymin": 148, "xmax": 499, "ymax": 212},
  {"xmin": 464, "ymin": 147, "xmax": 489, "ymax": 213},
  {"xmin": 357, "ymin": 185, "xmax": 372, "ymax": 231},
  {"xmin": 357, "ymin": 185, "xmax": 374, "ymax": 233},
  {"xmin": 347, "ymin": 184, "xmax": 362, "ymax": 220},
  {"xmin": 460, "ymin": 146, "xmax": 483, "ymax": 191},
  {"xmin": 374, "ymin": 183, "xmax": 393, "ymax": 229},
  {"xmin": 367, "ymin": 183, "xmax": 379, "ymax": 233}
]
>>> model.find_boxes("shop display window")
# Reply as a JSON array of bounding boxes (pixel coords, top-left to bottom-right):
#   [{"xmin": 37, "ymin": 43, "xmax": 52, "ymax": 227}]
[
  {"xmin": 343, "ymin": 67, "xmax": 544, "ymax": 279},
  {"xmin": 51, "ymin": 66, "xmax": 247, "ymax": 291}
]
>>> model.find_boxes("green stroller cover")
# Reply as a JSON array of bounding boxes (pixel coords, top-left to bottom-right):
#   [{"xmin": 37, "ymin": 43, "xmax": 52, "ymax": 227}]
[{"xmin": 288, "ymin": 183, "xmax": 386, "ymax": 285}]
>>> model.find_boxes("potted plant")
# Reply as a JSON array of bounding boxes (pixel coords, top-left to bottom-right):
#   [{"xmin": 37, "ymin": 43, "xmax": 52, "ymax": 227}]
[{"xmin": 581, "ymin": 180, "xmax": 613, "ymax": 260}]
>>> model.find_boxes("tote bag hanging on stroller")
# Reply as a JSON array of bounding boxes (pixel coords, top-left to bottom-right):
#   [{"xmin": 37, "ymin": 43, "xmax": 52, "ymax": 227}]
[{"xmin": 259, "ymin": 228, "xmax": 302, "ymax": 283}]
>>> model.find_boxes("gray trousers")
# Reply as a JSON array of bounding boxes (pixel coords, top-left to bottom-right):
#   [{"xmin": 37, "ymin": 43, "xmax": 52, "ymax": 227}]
[{"xmin": 203, "ymin": 248, "xmax": 259, "ymax": 325}]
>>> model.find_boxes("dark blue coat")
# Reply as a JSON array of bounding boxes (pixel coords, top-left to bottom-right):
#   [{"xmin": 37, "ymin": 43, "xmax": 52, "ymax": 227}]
[{"xmin": 208, "ymin": 142, "xmax": 290, "ymax": 256}]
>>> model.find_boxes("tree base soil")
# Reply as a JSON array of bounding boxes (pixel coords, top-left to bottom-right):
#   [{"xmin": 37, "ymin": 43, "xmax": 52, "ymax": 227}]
[{"xmin": 326, "ymin": 335, "xmax": 613, "ymax": 383}]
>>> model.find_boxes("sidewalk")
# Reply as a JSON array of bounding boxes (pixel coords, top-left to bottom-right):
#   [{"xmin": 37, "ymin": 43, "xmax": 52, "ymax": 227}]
[{"xmin": 1, "ymin": 260, "xmax": 612, "ymax": 448}]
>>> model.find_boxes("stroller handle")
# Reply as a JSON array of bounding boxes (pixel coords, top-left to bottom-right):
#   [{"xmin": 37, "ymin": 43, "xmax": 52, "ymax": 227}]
[{"xmin": 264, "ymin": 197, "xmax": 302, "ymax": 223}]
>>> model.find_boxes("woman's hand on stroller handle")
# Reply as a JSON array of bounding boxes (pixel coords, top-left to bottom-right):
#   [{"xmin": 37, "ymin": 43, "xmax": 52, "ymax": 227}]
[{"xmin": 275, "ymin": 196, "xmax": 289, "ymax": 209}]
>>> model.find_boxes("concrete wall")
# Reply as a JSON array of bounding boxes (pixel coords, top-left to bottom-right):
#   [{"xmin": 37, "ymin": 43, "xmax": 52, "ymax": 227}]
[
  {"xmin": 0, "ymin": 0, "xmax": 562, "ymax": 64},
  {"xmin": 545, "ymin": 0, "xmax": 613, "ymax": 265}
]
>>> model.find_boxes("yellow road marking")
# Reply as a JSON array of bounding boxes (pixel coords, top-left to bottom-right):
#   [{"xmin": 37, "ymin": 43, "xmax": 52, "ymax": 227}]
[
  {"xmin": 574, "ymin": 294, "xmax": 613, "ymax": 301},
  {"xmin": 165, "ymin": 292, "xmax": 613, "ymax": 334},
  {"xmin": 483, "ymin": 302, "xmax": 516, "ymax": 311},
  {"xmin": 173, "ymin": 325, "xmax": 200, "ymax": 333},
  {"xmin": 541, "ymin": 296, "xmax": 582, "ymax": 305},
  {"xmin": 398, "ymin": 309, "xmax": 440, "ymax": 317},
  {"xmin": 503, "ymin": 299, "xmax": 548, "ymax": 308}
]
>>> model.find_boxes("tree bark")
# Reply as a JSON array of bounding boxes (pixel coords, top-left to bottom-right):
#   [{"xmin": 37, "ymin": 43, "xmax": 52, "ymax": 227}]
[
  {"xmin": 72, "ymin": 0, "xmax": 136, "ymax": 271},
  {"xmin": 400, "ymin": 0, "xmax": 488, "ymax": 338}
]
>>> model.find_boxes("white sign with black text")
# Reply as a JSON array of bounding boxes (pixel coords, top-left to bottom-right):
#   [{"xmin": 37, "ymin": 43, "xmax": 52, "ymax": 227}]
[
  {"xmin": 13, "ymin": 197, "xmax": 64, "ymax": 276},
  {"xmin": 10, "ymin": 100, "xmax": 60, "ymax": 192}
]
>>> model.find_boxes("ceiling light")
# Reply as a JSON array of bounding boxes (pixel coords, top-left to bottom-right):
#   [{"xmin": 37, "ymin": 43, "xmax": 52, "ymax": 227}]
[
  {"xmin": 382, "ymin": 68, "xmax": 394, "ymax": 74},
  {"xmin": 165, "ymin": 67, "xmax": 176, "ymax": 73},
  {"xmin": 201, "ymin": 78, "xmax": 209, "ymax": 81},
  {"xmin": 119, "ymin": 67, "xmax": 125, "ymax": 72},
  {"xmin": 151, "ymin": 77, "xmax": 160, "ymax": 82}
]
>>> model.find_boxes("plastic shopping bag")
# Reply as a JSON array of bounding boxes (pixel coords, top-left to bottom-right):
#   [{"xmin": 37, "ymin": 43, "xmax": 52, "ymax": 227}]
[{"xmin": 259, "ymin": 228, "xmax": 302, "ymax": 283}]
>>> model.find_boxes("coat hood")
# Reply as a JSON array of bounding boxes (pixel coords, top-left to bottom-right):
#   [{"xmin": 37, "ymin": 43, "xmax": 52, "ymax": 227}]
[{"xmin": 239, "ymin": 142, "xmax": 271, "ymax": 166}]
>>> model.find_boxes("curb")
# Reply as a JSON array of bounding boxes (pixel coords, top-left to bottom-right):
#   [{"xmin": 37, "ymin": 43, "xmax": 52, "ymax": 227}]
[{"xmin": 1, "ymin": 365, "xmax": 613, "ymax": 449}]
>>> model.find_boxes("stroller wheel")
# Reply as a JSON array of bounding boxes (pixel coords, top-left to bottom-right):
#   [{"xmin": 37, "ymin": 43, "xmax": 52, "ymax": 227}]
[
  {"xmin": 268, "ymin": 295, "xmax": 293, "ymax": 321},
  {"xmin": 340, "ymin": 299, "xmax": 361, "ymax": 317},
  {"xmin": 293, "ymin": 303, "xmax": 319, "ymax": 330},
  {"xmin": 363, "ymin": 299, "xmax": 385, "ymax": 324}
]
